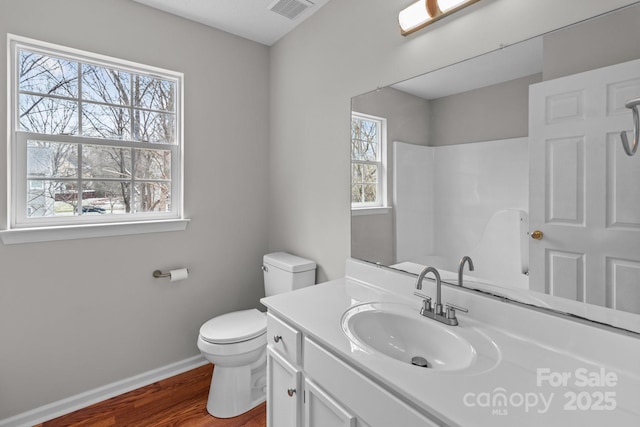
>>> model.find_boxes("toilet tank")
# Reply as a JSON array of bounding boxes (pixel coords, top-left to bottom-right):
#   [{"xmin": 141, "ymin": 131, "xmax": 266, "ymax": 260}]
[{"xmin": 263, "ymin": 252, "xmax": 316, "ymax": 297}]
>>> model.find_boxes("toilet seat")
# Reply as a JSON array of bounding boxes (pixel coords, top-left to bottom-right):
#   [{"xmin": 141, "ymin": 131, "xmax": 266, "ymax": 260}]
[{"xmin": 200, "ymin": 309, "xmax": 266, "ymax": 344}]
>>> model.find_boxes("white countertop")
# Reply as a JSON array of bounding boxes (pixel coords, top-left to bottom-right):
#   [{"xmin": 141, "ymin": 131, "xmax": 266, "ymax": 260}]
[{"xmin": 261, "ymin": 259, "xmax": 640, "ymax": 427}]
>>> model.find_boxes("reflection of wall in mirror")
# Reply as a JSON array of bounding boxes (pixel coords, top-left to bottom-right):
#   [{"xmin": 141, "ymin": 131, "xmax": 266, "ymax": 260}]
[
  {"xmin": 543, "ymin": 4, "xmax": 640, "ymax": 80},
  {"xmin": 351, "ymin": 88, "xmax": 430, "ymax": 265}
]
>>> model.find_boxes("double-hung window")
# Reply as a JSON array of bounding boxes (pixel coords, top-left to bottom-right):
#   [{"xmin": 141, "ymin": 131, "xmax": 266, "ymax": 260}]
[
  {"xmin": 351, "ymin": 112, "xmax": 387, "ymax": 209},
  {"xmin": 5, "ymin": 35, "xmax": 185, "ymax": 242}
]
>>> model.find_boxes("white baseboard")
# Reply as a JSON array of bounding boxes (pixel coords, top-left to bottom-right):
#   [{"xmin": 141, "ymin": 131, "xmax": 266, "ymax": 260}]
[{"xmin": 0, "ymin": 355, "xmax": 208, "ymax": 427}]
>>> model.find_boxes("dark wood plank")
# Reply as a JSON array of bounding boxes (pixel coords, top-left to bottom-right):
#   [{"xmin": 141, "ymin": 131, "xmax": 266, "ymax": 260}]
[{"xmin": 36, "ymin": 364, "xmax": 266, "ymax": 427}]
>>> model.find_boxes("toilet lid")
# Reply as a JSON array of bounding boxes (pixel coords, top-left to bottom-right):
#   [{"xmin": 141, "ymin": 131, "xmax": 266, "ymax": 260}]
[{"xmin": 200, "ymin": 309, "xmax": 267, "ymax": 344}]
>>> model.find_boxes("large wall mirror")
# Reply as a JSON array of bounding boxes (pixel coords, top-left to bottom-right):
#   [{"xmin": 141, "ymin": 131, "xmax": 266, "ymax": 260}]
[{"xmin": 351, "ymin": 2, "xmax": 640, "ymax": 333}]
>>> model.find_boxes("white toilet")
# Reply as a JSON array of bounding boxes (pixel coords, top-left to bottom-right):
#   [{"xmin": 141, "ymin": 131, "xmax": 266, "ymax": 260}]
[{"xmin": 197, "ymin": 252, "xmax": 316, "ymax": 418}]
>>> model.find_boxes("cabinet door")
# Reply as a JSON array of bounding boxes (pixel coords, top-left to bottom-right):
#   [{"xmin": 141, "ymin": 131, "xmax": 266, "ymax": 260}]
[
  {"xmin": 267, "ymin": 347, "xmax": 302, "ymax": 427},
  {"xmin": 305, "ymin": 378, "xmax": 357, "ymax": 427}
]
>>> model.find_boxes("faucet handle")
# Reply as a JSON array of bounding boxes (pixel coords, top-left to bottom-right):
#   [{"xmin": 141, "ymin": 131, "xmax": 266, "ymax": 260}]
[
  {"xmin": 413, "ymin": 291, "xmax": 430, "ymax": 299},
  {"xmin": 445, "ymin": 302, "xmax": 468, "ymax": 319},
  {"xmin": 420, "ymin": 298, "xmax": 432, "ymax": 315},
  {"xmin": 414, "ymin": 292, "xmax": 432, "ymax": 315}
]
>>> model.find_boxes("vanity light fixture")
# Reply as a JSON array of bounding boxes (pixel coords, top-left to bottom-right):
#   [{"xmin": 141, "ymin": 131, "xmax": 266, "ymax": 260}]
[{"xmin": 399, "ymin": 0, "xmax": 482, "ymax": 36}]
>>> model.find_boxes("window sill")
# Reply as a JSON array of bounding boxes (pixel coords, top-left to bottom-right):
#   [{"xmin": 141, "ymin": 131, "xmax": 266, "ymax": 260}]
[
  {"xmin": 0, "ymin": 219, "xmax": 190, "ymax": 245},
  {"xmin": 351, "ymin": 207, "xmax": 392, "ymax": 216}
]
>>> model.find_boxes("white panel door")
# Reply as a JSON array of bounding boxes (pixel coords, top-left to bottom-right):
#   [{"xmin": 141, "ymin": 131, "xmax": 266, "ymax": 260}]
[
  {"xmin": 267, "ymin": 347, "xmax": 302, "ymax": 427},
  {"xmin": 529, "ymin": 58, "xmax": 640, "ymax": 314},
  {"xmin": 304, "ymin": 378, "xmax": 357, "ymax": 427}
]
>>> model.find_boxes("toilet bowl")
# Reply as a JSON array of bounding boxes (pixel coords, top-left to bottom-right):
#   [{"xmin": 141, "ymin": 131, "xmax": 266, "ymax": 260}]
[
  {"xmin": 197, "ymin": 252, "xmax": 316, "ymax": 418},
  {"xmin": 197, "ymin": 309, "xmax": 268, "ymax": 418}
]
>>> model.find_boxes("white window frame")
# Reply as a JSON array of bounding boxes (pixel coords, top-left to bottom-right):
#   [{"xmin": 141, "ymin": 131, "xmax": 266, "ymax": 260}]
[
  {"xmin": 2, "ymin": 34, "xmax": 188, "ymax": 244},
  {"xmin": 351, "ymin": 112, "xmax": 388, "ymax": 213}
]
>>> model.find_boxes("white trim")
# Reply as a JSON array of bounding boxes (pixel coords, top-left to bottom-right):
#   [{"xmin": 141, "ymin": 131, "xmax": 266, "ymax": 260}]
[
  {"xmin": 6, "ymin": 36, "xmax": 14, "ymax": 235},
  {"xmin": 0, "ymin": 218, "xmax": 190, "ymax": 244},
  {"xmin": 0, "ymin": 355, "xmax": 208, "ymax": 427},
  {"xmin": 351, "ymin": 206, "xmax": 392, "ymax": 216},
  {"xmin": 7, "ymin": 34, "xmax": 183, "ymax": 79}
]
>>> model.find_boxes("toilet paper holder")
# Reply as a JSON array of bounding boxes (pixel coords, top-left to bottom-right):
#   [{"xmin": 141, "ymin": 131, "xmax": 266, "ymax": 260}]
[
  {"xmin": 153, "ymin": 270, "xmax": 171, "ymax": 278},
  {"xmin": 153, "ymin": 268, "xmax": 188, "ymax": 278}
]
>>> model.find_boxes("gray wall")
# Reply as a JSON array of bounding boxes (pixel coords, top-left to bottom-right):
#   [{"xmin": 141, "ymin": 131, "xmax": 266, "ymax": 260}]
[
  {"xmin": 429, "ymin": 74, "xmax": 542, "ymax": 146},
  {"xmin": 0, "ymin": 0, "xmax": 269, "ymax": 419},
  {"xmin": 268, "ymin": 0, "xmax": 639, "ymax": 283},
  {"xmin": 543, "ymin": 4, "xmax": 640, "ymax": 80},
  {"xmin": 350, "ymin": 212, "xmax": 394, "ymax": 266}
]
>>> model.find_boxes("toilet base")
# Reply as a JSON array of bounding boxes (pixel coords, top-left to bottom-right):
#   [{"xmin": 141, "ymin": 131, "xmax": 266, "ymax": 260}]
[{"xmin": 206, "ymin": 354, "xmax": 267, "ymax": 418}]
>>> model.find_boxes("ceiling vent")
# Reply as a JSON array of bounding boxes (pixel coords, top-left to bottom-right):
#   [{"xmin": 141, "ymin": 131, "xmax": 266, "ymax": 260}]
[{"xmin": 268, "ymin": 0, "xmax": 314, "ymax": 20}]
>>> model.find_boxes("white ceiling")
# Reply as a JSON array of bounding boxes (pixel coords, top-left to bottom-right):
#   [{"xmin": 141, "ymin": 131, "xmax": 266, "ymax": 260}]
[
  {"xmin": 392, "ymin": 37, "xmax": 544, "ymax": 100},
  {"xmin": 132, "ymin": 0, "xmax": 332, "ymax": 46}
]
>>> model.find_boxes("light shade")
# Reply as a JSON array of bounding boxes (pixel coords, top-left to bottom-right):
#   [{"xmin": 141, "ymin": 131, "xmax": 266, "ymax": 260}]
[
  {"xmin": 438, "ymin": 0, "xmax": 469, "ymax": 12},
  {"xmin": 399, "ymin": 0, "xmax": 481, "ymax": 36},
  {"xmin": 398, "ymin": 1, "xmax": 430, "ymax": 34}
]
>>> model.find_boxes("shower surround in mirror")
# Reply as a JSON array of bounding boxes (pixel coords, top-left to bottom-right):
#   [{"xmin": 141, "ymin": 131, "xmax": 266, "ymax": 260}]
[
  {"xmin": 351, "ymin": 2, "xmax": 640, "ymax": 333},
  {"xmin": 393, "ymin": 138, "xmax": 529, "ymax": 290}
]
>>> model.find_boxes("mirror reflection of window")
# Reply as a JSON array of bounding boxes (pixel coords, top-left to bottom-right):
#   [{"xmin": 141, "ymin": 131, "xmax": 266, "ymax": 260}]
[{"xmin": 351, "ymin": 112, "xmax": 387, "ymax": 209}]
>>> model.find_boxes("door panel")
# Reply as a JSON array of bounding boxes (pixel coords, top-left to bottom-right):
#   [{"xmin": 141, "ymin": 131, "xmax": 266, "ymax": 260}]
[
  {"xmin": 607, "ymin": 257, "xmax": 640, "ymax": 313},
  {"xmin": 529, "ymin": 58, "xmax": 640, "ymax": 314},
  {"xmin": 547, "ymin": 250, "xmax": 585, "ymax": 301},
  {"xmin": 546, "ymin": 136, "xmax": 585, "ymax": 224}
]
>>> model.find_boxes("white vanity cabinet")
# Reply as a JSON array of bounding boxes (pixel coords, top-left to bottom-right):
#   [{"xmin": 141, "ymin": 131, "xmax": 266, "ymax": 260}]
[
  {"xmin": 266, "ymin": 312, "xmax": 359, "ymax": 427},
  {"xmin": 266, "ymin": 312, "xmax": 440, "ymax": 427}
]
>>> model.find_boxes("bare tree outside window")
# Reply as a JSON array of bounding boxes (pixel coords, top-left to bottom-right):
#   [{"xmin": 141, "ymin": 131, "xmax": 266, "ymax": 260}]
[{"xmin": 18, "ymin": 47, "xmax": 176, "ymax": 219}]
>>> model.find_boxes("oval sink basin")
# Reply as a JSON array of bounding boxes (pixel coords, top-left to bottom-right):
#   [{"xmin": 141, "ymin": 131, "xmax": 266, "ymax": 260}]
[{"xmin": 341, "ymin": 302, "xmax": 498, "ymax": 372}]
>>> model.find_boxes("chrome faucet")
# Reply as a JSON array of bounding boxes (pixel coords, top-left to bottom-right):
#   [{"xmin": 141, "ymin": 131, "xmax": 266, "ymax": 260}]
[
  {"xmin": 414, "ymin": 266, "xmax": 468, "ymax": 326},
  {"xmin": 458, "ymin": 256, "xmax": 474, "ymax": 287},
  {"xmin": 418, "ymin": 267, "xmax": 444, "ymax": 315}
]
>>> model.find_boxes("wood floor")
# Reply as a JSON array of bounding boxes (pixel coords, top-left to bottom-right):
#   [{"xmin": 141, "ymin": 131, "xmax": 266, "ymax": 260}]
[{"xmin": 34, "ymin": 365, "xmax": 266, "ymax": 427}]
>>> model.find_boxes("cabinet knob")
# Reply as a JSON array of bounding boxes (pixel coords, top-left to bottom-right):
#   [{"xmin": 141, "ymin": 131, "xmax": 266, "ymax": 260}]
[
  {"xmin": 273, "ymin": 335, "xmax": 282, "ymax": 343},
  {"xmin": 287, "ymin": 388, "xmax": 296, "ymax": 397}
]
